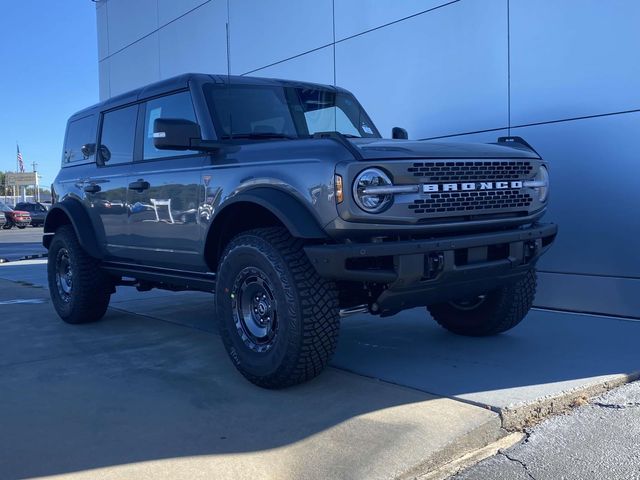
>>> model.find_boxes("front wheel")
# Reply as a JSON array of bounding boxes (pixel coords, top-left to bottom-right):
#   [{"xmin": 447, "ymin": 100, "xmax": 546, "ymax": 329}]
[
  {"xmin": 47, "ymin": 225, "xmax": 112, "ymax": 324},
  {"xmin": 2, "ymin": 223, "xmax": 11, "ymax": 230},
  {"xmin": 215, "ymin": 227, "xmax": 340, "ymax": 389},
  {"xmin": 427, "ymin": 270, "xmax": 537, "ymax": 336},
  {"xmin": 17, "ymin": 225, "xmax": 26, "ymax": 229}
]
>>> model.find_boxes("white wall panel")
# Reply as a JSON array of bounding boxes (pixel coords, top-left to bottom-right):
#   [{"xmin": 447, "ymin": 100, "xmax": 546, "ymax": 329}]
[
  {"xmin": 107, "ymin": 0, "xmax": 158, "ymax": 54},
  {"xmin": 99, "ymin": 58, "xmax": 110, "ymax": 100},
  {"xmin": 513, "ymin": 111, "xmax": 640, "ymax": 278},
  {"xmin": 159, "ymin": 2, "xmax": 228, "ymax": 78},
  {"xmin": 157, "ymin": 0, "xmax": 211, "ymax": 27},
  {"xmin": 336, "ymin": 0, "xmax": 508, "ymax": 140},
  {"xmin": 229, "ymin": 0, "xmax": 333, "ymax": 74},
  {"xmin": 334, "ymin": 0, "xmax": 451, "ymax": 40},
  {"xmin": 109, "ymin": 33, "xmax": 160, "ymax": 97},
  {"xmin": 96, "ymin": 2, "xmax": 109, "ymax": 61},
  {"xmin": 510, "ymin": 0, "xmax": 640, "ymax": 125},
  {"xmin": 248, "ymin": 46, "xmax": 334, "ymax": 86}
]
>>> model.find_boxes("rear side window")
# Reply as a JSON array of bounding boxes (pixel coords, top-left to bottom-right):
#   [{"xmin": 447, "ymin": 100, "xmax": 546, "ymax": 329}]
[
  {"xmin": 143, "ymin": 91, "xmax": 197, "ymax": 160},
  {"xmin": 99, "ymin": 105, "xmax": 138, "ymax": 165},
  {"xmin": 63, "ymin": 115, "xmax": 97, "ymax": 164}
]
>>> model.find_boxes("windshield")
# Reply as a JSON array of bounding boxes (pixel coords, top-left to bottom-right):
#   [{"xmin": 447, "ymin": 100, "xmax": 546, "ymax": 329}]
[{"xmin": 204, "ymin": 83, "xmax": 380, "ymax": 140}]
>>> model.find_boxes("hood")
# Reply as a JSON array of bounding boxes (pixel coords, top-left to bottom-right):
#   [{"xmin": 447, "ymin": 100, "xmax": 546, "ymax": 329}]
[{"xmin": 348, "ymin": 138, "xmax": 540, "ymax": 160}]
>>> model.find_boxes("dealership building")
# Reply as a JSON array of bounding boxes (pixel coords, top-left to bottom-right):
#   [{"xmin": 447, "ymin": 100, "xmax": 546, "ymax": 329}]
[{"xmin": 95, "ymin": 0, "xmax": 640, "ymax": 318}]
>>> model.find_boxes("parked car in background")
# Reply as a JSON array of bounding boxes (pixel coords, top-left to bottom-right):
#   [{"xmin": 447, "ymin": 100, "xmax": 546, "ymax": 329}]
[
  {"xmin": 0, "ymin": 201, "xmax": 31, "ymax": 229},
  {"xmin": 0, "ymin": 211, "xmax": 6, "ymax": 229},
  {"xmin": 14, "ymin": 202, "xmax": 48, "ymax": 227}
]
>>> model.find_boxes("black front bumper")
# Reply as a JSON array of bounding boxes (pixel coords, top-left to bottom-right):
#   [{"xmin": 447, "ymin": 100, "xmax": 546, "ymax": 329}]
[{"xmin": 305, "ymin": 223, "xmax": 557, "ymax": 315}]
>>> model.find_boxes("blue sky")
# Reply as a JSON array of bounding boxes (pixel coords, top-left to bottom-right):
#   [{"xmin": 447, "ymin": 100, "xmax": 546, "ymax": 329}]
[{"xmin": 0, "ymin": 1, "xmax": 98, "ymax": 187}]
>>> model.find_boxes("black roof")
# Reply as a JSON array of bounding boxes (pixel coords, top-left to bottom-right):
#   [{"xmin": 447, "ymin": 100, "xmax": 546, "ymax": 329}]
[{"xmin": 70, "ymin": 73, "xmax": 347, "ymax": 120}]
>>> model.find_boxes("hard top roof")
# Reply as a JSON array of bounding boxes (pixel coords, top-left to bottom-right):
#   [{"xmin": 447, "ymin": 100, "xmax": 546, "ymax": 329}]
[{"xmin": 69, "ymin": 73, "xmax": 348, "ymax": 120}]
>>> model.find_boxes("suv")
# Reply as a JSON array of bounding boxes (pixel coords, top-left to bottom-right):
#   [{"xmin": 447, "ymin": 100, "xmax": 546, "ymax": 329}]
[
  {"xmin": 14, "ymin": 202, "xmax": 48, "ymax": 227},
  {"xmin": 45, "ymin": 74, "xmax": 556, "ymax": 388}
]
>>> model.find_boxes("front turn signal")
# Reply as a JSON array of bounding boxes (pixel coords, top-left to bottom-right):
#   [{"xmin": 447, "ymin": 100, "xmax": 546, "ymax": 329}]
[{"xmin": 335, "ymin": 174, "xmax": 344, "ymax": 203}]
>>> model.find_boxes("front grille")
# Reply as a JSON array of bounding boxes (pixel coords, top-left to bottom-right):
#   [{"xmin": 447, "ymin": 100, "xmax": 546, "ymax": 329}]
[
  {"xmin": 408, "ymin": 160, "xmax": 533, "ymax": 181},
  {"xmin": 408, "ymin": 189, "xmax": 533, "ymax": 215}
]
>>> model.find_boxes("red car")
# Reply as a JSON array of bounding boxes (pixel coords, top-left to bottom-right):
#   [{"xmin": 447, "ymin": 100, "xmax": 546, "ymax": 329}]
[{"xmin": 0, "ymin": 201, "xmax": 31, "ymax": 229}]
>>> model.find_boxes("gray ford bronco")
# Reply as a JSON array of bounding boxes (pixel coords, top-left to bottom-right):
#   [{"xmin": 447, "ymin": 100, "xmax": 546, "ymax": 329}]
[{"xmin": 45, "ymin": 73, "xmax": 557, "ymax": 388}]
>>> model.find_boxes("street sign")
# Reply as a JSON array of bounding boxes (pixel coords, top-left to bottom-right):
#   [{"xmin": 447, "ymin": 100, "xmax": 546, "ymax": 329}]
[{"xmin": 5, "ymin": 172, "xmax": 38, "ymax": 187}]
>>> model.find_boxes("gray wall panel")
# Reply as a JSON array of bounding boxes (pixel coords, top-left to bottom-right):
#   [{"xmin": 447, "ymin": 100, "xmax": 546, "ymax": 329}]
[
  {"xmin": 249, "ymin": 46, "xmax": 334, "ymax": 86},
  {"xmin": 98, "ymin": 59, "xmax": 110, "ymax": 100},
  {"xmin": 513, "ymin": 111, "xmax": 640, "ymax": 278},
  {"xmin": 106, "ymin": 0, "xmax": 158, "ymax": 54},
  {"xmin": 536, "ymin": 272, "xmax": 640, "ymax": 319},
  {"xmin": 109, "ymin": 33, "xmax": 160, "ymax": 98},
  {"xmin": 334, "ymin": 0, "xmax": 451, "ymax": 40},
  {"xmin": 158, "ymin": 2, "xmax": 228, "ymax": 79},
  {"xmin": 157, "ymin": 0, "xmax": 210, "ymax": 27},
  {"xmin": 510, "ymin": 0, "xmax": 640, "ymax": 126},
  {"xmin": 230, "ymin": 0, "xmax": 333, "ymax": 74},
  {"xmin": 96, "ymin": 2, "xmax": 109, "ymax": 61},
  {"xmin": 335, "ymin": 0, "xmax": 508, "ymax": 140}
]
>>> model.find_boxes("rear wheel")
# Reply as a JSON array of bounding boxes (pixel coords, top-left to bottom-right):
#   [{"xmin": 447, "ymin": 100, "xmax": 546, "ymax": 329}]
[
  {"xmin": 215, "ymin": 227, "xmax": 340, "ymax": 388},
  {"xmin": 427, "ymin": 270, "xmax": 537, "ymax": 336},
  {"xmin": 47, "ymin": 225, "xmax": 112, "ymax": 324}
]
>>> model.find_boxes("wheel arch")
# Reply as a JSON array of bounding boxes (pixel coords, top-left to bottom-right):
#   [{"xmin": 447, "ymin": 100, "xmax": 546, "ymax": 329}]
[
  {"xmin": 204, "ymin": 188, "xmax": 329, "ymax": 271},
  {"xmin": 43, "ymin": 200, "xmax": 104, "ymax": 259}
]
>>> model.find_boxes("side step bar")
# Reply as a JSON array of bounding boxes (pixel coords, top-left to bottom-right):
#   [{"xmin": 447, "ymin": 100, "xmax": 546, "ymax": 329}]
[{"xmin": 101, "ymin": 262, "xmax": 216, "ymax": 293}]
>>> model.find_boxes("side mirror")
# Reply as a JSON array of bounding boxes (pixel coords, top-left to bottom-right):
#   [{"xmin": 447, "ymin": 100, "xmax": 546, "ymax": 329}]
[
  {"xmin": 392, "ymin": 127, "xmax": 408, "ymax": 140},
  {"xmin": 153, "ymin": 118, "xmax": 202, "ymax": 150},
  {"xmin": 81, "ymin": 143, "xmax": 96, "ymax": 159}
]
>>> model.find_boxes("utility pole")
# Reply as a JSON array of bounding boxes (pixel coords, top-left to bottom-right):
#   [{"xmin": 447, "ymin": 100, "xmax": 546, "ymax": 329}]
[{"xmin": 31, "ymin": 162, "xmax": 39, "ymax": 201}]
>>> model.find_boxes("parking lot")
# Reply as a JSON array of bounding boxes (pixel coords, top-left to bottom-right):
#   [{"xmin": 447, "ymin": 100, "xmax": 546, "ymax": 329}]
[
  {"xmin": 0, "ymin": 226, "xmax": 47, "ymax": 261},
  {"xmin": 1, "ymin": 232, "xmax": 639, "ymax": 479}
]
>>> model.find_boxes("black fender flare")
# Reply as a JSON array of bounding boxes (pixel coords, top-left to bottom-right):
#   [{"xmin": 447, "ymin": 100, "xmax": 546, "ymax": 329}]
[
  {"xmin": 210, "ymin": 187, "xmax": 329, "ymax": 240},
  {"xmin": 43, "ymin": 199, "xmax": 104, "ymax": 259}
]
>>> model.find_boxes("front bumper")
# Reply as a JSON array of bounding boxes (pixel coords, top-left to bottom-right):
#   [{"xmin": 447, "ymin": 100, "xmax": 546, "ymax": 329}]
[{"xmin": 305, "ymin": 223, "xmax": 557, "ymax": 315}]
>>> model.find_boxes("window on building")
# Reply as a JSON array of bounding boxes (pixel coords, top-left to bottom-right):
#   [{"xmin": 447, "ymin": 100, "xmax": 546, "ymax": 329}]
[
  {"xmin": 143, "ymin": 91, "xmax": 197, "ymax": 160},
  {"xmin": 99, "ymin": 105, "xmax": 138, "ymax": 165},
  {"xmin": 63, "ymin": 115, "xmax": 97, "ymax": 163}
]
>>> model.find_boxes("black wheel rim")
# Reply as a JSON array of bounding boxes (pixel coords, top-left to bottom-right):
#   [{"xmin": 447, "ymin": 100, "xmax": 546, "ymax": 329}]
[
  {"xmin": 231, "ymin": 267, "xmax": 278, "ymax": 353},
  {"xmin": 55, "ymin": 248, "xmax": 73, "ymax": 303},
  {"xmin": 449, "ymin": 295, "xmax": 486, "ymax": 311}
]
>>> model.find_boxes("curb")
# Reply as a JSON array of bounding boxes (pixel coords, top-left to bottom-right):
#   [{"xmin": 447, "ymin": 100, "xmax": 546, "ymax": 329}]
[
  {"xmin": 498, "ymin": 371, "xmax": 640, "ymax": 431},
  {"xmin": 0, "ymin": 253, "xmax": 48, "ymax": 264}
]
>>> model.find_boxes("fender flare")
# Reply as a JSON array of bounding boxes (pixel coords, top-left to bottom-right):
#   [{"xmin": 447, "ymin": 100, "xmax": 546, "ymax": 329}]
[
  {"xmin": 210, "ymin": 188, "xmax": 329, "ymax": 240},
  {"xmin": 43, "ymin": 199, "xmax": 104, "ymax": 259}
]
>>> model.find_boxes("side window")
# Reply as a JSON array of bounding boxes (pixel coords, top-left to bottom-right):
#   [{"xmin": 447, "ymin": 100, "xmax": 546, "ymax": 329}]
[
  {"xmin": 143, "ymin": 91, "xmax": 197, "ymax": 160},
  {"xmin": 63, "ymin": 115, "xmax": 97, "ymax": 164},
  {"xmin": 99, "ymin": 105, "xmax": 138, "ymax": 165},
  {"xmin": 304, "ymin": 107, "xmax": 361, "ymax": 136}
]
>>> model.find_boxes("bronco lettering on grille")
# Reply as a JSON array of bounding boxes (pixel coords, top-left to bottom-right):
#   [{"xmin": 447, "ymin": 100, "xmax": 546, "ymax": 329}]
[{"xmin": 422, "ymin": 181, "xmax": 523, "ymax": 193}]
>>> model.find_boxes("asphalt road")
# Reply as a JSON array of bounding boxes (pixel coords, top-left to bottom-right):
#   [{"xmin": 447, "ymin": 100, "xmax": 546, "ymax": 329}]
[
  {"xmin": 0, "ymin": 226, "xmax": 47, "ymax": 261},
  {"xmin": 453, "ymin": 381, "xmax": 640, "ymax": 480}
]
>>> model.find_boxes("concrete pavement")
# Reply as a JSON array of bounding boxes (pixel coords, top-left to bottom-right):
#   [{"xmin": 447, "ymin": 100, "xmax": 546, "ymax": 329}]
[
  {"xmin": 0, "ymin": 226, "xmax": 47, "ymax": 261},
  {"xmin": 0, "ymin": 279, "xmax": 504, "ymax": 480},
  {"xmin": 452, "ymin": 381, "xmax": 640, "ymax": 480}
]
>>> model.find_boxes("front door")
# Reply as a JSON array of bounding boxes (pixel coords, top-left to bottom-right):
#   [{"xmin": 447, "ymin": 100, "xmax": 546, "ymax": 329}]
[{"xmin": 126, "ymin": 91, "xmax": 205, "ymax": 270}]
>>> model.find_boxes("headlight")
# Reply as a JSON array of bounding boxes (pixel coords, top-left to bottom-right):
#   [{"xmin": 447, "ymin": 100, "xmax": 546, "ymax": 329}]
[
  {"xmin": 353, "ymin": 168, "xmax": 393, "ymax": 213},
  {"xmin": 535, "ymin": 165, "xmax": 549, "ymax": 202}
]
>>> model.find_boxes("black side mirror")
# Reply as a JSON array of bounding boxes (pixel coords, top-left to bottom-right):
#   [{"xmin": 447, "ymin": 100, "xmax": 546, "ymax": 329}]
[
  {"xmin": 81, "ymin": 143, "xmax": 96, "ymax": 159},
  {"xmin": 392, "ymin": 127, "xmax": 408, "ymax": 140},
  {"xmin": 153, "ymin": 118, "xmax": 202, "ymax": 150}
]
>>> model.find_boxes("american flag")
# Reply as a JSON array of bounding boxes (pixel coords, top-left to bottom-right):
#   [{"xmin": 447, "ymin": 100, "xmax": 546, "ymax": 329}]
[{"xmin": 17, "ymin": 144, "xmax": 24, "ymax": 173}]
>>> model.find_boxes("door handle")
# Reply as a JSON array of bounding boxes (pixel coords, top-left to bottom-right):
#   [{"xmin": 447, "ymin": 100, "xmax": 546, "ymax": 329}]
[
  {"xmin": 129, "ymin": 180, "xmax": 150, "ymax": 192},
  {"xmin": 84, "ymin": 184, "xmax": 101, "ymax": 194}
]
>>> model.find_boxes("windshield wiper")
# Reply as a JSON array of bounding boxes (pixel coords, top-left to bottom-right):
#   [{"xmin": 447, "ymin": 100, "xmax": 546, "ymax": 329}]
[{"xmin": 222, "ymin": 133, "xmax": 297, "ymax": 140}]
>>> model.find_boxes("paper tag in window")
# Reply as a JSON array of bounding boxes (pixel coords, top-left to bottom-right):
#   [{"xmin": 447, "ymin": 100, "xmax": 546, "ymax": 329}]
[{"xmin": 362, "ymin": 124, "xmax": 373, "ymax": 135}]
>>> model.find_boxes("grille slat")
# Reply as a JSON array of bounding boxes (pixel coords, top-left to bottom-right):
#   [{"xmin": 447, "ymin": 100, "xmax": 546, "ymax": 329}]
[
  {"xmin": 408, "ymin": 160, "xmax": 533, "ymax": 181},
  {"xmin": 408, "ymin": 189, "xmax": 533, "ymax": 214}
]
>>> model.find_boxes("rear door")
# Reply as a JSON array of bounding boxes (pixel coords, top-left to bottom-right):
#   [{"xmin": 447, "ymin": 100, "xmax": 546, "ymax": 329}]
[
  {"xmin": 126, "ymin": 90, "xmax": 205, "ymax": 270},
  {"xmin": 84, "ymin": 105, "xmax": 138, "ymax": 260}
]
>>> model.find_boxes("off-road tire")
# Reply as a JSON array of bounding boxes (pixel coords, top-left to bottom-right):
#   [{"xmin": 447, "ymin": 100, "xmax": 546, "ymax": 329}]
[
  {"xmin": 47, "ymin": 225, "xmax": 111, "ymax": 324},
  {"xmin": 427, "ymin": 269, "xmax": 537, "ymax": 336},
  {"xmin": 215, "ymin": 227, "xmax": 340, "ymax": 389}
]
